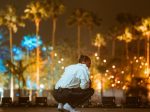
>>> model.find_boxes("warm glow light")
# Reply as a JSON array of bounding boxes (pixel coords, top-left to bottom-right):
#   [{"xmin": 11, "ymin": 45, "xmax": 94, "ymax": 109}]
[
  {"xmin": 112, "ymin": 65, "xmax": 115, "ymax": 69},
  {"xmin": 61, "ymin": 66, "xmax": 64, "ymax": 69},
  {"xmin": 145, "ymin": 63, "xmax": 148, "ymax": 66},
  {"xmin": 106, "ymin": 70, "xmax": 109, "ymax": 73},
  {"xmin": 122, "ymin": 86, "xmax": 126, "ymax": 90},
  {"xmin": 58, "ymin": 60, "xmax": 61, "ymax": 64},
  {"xmin": 40, "ymin": 84, "xmax": 44, "ymax": 89},
  {"xmin": 144, "ymin": 68, "xmax": 150, "ymax": 76},
  {"xmin": 110, "ymin": 75, "xmax": 114, "ymax": 79},
  {"xmin": 141, "ymin": 62, "xmax": 144, "ymax": 65},
  {"xmin": 103, "ymin": 59, "xmax": 106, "ymax": 63},
  {"xmin": 95, "ymin": 53, "xmax": 98, "ymax": 57},
  {"xmin": 117, "ymin": 81, "xmax": 120, "ymax": 83},
  {"xmin": 139, "ymin": 66, "xmax": 142, "ymax": 68},
  {"xmin": 97, "ymin": 82, "xmax": 102, "ymax": 90},
  {"xmin": 96, "ymin": 57, "xmax": 99, "ymax": 60},
  {"xmin": 139, "ymin": 57, "xmax": 143, "ymax": 60},
  {"xmin": 111, "ymin": 84, "xmax": 115, "ymax": 87},
  {"xmin": 61, "ymin": 58, "xmax": 64, "ymax": 61},
  {"xmin": 121, "ymin": 71, "xmax": 124, "ymax": 74},
  {"xmin": 134, "ymin": 56, "xmax": 137, "ymax": 60},
  {"xmin": 54, "ymin": 53, "xmax": 57, "ymax": 57}
]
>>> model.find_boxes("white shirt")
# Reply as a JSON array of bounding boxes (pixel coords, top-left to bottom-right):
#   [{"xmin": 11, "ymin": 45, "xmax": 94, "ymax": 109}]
[{"xmin": 55, "ymin": 63, "xmax": 90, "ymax": 89}]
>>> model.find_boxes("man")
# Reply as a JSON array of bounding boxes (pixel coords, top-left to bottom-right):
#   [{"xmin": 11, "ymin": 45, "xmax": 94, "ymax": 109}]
[{"xmin": 53, "ymin": 55, "xmax": 94, "ymax": 112}]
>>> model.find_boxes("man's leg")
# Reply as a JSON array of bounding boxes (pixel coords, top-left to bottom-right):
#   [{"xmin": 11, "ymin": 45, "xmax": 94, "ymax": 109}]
[
  {"xmin": 53, "ymin": 89, "xmax": 69, "ymax": 111},
  {"xmin": 68, "ymin": 88, "xmax": 94, "ymax": 107},
  {"xmin": 53, "ymin": 88, "xmax": 86, "ymax": 112}
]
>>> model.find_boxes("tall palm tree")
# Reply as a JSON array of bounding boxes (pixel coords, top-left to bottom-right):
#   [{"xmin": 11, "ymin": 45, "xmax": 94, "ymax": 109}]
[
  {"xmin": 117, "ymin": 28, "xmax": 134, "ymax": 60},
  {"xmin": 107, "ymin": 26, "xmax": 121, "ymax": 58},
  {"xmin": 24, "ymin": 0, "xmax": 48, "ymax": 90},
  {"xmin": 68, "ymin": 8, "xmax": 89, "ymax": 57},
  {"xmin": 0, "ymin": 5, "xmax": 24, "ymax": 100},
  {"xmin": 0, "ymin": 5, "xmax": 24, "ymax": 61},
  {"xmin": 136, "ymin": 17, "xmax": 150, "ymax": 77},
  {"xmin": 86, "ymin": 11, "xmax": 101, "ymax": 41},
  {"xmin": 43, "ymin": 0, "xmax": 65, "ymax": 87},
  {"xmin": 116, "ymin": 13, "xmax": 141, "ymax": 57},
  {"xmin": 93, "ymin": 33, "xmax": 106, "ymax": 61},
  {"xmin": 45, "ymin": 0, "xmax": 65, "ymax": 49}
]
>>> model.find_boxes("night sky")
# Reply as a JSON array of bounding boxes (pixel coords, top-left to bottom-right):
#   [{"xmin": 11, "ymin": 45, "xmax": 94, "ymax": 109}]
[{"xmin": 0, "ymin": 0, "xmax": 150, "ymax": 46}]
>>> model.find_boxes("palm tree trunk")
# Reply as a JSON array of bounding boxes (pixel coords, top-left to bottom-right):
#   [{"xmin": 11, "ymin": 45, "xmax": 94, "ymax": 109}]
[
  {"xmin": 89, "ymin": 29, "xmax": 93, "ymax": 47},
  {"xmin": 112, "ymin": 39, "xmax": 116, "ymax": 57},
  {"xmin": 9, "ymin": 28, "xmax": 13, "ymax": 62},
  {"xmin": 125, "ymin": 42, "xmax": 129, "ymax": 60},
  {"xmin": 77, "ymin": 24, "xmax": 81, "ymax": 58},
  {"xmin": 147, "ymin": 36, "xmax": 150, "ymax": 77},
  {"xmin": 35, "ymin": 19, "xmax": 40, "ymax": 93},
  {"xmin": 101, "ymin": 75, "xmax": 103, "ymax": 99},
  {"xmin": 9, "ymin": 27, "xmax": 14, "ymax": 101},
  {"xmin": 52, "ymin": 18, "xmax": 57, "ymax": 49},
  {"xmin": 50, "ymin": 18, "xmax": 57, "ymax": 87},
  {"xmin": 19, "ymin": 75, "xmax": 21, "ymax": 97},
  {"xmin": 98, "ymin": 46, "xmax": 100, "ymax": 61},
  {"xmin": 137, "ymin": 38, "xmax": 140, "ymax": 57},
  {"xmin": 145, "ymin": 39, "xmax": 147, "ymax": 60}
]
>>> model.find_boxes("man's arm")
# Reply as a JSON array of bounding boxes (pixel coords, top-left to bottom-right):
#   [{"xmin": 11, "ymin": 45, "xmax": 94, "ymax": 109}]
[{"xmin": 76, "ymin": 68, "xmax": 90, "ymax": 89}]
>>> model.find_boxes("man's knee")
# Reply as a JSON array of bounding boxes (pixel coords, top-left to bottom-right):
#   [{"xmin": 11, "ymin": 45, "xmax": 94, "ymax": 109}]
[
  {"xmin": 90, "ymin": 88, "xmax": 94, "ymax": 95},
  {"xmin": 87, "ymin": 88, "xmax": 94, "ymax": 96}
]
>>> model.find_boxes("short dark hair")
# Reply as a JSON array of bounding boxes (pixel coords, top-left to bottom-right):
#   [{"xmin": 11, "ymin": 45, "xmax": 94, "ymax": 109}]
[{"xmin": 78, "ymin": 55, "xmax": 91, "ymax": 63}]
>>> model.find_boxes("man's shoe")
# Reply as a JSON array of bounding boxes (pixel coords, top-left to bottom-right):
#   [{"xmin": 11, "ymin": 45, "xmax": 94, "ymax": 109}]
[
  {"xmin": 63, "ymin": 103, "xmax": 81, "ymax": 112},
  {"xmin": 63, "ymin": 103, "xmax": 73, "ymax": 112},
  {"xmin": 57, "ymin": 103, "xmax": 64, "ymax": 112}
]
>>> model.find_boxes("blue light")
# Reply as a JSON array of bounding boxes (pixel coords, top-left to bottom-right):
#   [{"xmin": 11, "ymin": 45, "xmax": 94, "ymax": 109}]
[
  {"xmin": 0, "ymin": 34, "xmax": 3, "ymax": 39},
  {"xmin": 26, "ymin": 76, "xmax": 31, "ymax": 89},
  {"xmin": 21, "ymin": 35, "xmax": 43, "ymax": 51},
  {"xmin": 42, "ymin": 46, "xmax": 47, "ymax": 51},
  {"xmin": 12, "ymin": 46, "xmax": 24, "ymax": 61},
  {"xmin": 0, "ymin": 47, "xmax": 10, "ymax": 60},
  {"xmin": 0, "ymin": 59, "xmax": 6, "ymax": 73}
]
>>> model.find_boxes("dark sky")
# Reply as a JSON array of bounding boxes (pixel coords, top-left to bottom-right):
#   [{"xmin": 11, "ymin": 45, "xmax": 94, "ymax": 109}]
[{"xmin": 0, "ymin": 0, "xmax": 150, "ymax": 45}]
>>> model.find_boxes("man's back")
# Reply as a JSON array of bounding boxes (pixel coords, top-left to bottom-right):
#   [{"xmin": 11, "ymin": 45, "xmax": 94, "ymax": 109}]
[{"xmin": 55, "ymin": 63, "xmax": 89, "ymax": 89}]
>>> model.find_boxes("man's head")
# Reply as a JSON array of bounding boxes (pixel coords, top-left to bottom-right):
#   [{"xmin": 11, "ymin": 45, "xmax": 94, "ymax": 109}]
[{"xmin": 78, "ymin": 55, "xmax": 91, "ymax": 68}]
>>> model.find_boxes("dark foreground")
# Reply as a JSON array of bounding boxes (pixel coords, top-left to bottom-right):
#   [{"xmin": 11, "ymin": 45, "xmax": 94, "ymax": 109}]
[{"xmin": 0, "ymin": 107, "xmax": 150, "ymax": 112}]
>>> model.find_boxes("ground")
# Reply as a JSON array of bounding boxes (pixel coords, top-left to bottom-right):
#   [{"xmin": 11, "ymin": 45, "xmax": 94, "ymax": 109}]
[{"xmin": 0, "ymin": 107, "xmax": 149, "ymax": 112}]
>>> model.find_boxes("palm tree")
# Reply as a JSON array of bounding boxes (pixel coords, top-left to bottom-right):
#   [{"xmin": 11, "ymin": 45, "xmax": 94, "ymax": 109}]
[
  {"xmin": 117, "ymin": 28, "xmax": 134, "ymax": 60},
  {"xmin": 107, "ymin": 26, "xmax": 121, "ymax": 58},
  {"xmin": 44, "ymin": 0, "xmax": 65, "ymax": 87},
  {"xmin": 0, "ymin": 5, "xmax": 24, "ymax": 100},
  {"xmin": 93, "ymin": 33, "xmax": 106, "ymax": 61},
  {"xmin": 116, "ymin": 13, "xmax": 141, "ymax": 57},
  {"xmin": 0, "ymin": 5, "xmax": 24, "ymax": 62},
  {"xmin": 24, "ymin": 0, "xmax": 48, "ymax": 90},
  {"xmin": 45, "ymin": 0, "xmax": 65, "ymax": 49},
  {"xmin": 86, "ymin": 11, "xmax": 101, "ymax": 43},
  {"xmin": 68, "ymin": 8, "xmax": 89, "ymax": 57},
  {"xmin": 135, "ymin": 17, "xmax": 150, "ymax": 77}
]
